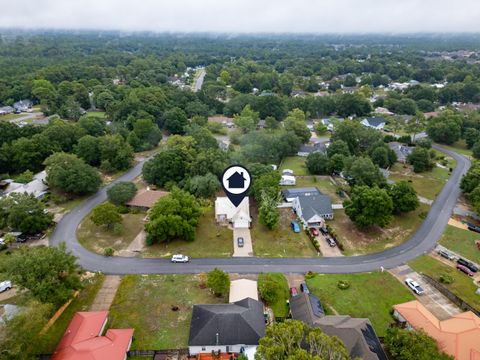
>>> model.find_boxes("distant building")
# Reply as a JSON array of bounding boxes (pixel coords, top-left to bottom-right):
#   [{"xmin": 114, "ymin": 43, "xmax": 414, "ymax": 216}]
[
  {"xmin": 126, "ymin": 188, "xmax": 169, "ymax": 210},
  {"xmin": 290, "ymin": 293, "xmax": 387, "ymax": 360},
  {"xmin": 361, "ymin": 117, "xmax": 386, "ymax": 130},
  {"xmin": 51, "ymin": 311, "xmax": 133, "ymax": 360},
  {"xmin": 189, "ymin": 298, "xmax": 265, "ymax": 358},
  {"xmin": 297, "ymin": 142, "xmax": 327, "ymax": 157},
  {"xmin": 388, "ymin": 142, "xmax": 414, "ymax": 163},
  {"xmin": 13, "ymin": 99, "xmax": 33, "ymax": 113},
  {"xmin": 0, "ymin": 106, "xmax": 14, "ymax": 115},
  {"xmin": 393, "ymin": 300, "xmax": 480, "ymax": 360},
  {"xmin": 215, "ymin": 197, "xmax": 251, "ymax": 228},
  {"xmin": 374, "ymin": 107, "xmax": 394, "ymax": 115}
]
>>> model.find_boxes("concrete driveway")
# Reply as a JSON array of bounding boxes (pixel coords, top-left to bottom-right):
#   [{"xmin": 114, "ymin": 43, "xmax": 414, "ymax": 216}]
[
  {"xmin": 316, "ymin": 235, "xmax": 343, "ymax": 257},
  {"xmin": 233, "ymin": 228, "xmax": 253, "ymax": 257},
  {"xmin": 390, "ymin": 265, "xmax": 461, "ymax": 320}
]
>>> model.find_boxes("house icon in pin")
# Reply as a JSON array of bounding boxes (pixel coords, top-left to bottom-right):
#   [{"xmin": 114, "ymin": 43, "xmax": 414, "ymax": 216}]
[{"xmin": 227, "ymin": 171, "xmax": 246, "ymax": 189}]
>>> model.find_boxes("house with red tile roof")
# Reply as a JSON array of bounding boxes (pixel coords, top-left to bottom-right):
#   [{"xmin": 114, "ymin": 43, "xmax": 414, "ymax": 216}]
[
  {"xmin": 393, "ymin": 300, "xmax": 480, "ymax": 360},
  {"xmin": 51, "ymin": 311, "xmax": 133, "ymax": 360}
]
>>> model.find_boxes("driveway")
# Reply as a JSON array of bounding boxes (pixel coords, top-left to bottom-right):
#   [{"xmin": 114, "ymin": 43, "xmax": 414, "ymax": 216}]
[
  {"xmin": 49, "ymin": 145, "xmax": 471, "ymax": 274},
  {"xmin": 390, "ymin": 265, "xmax": 461, "ymax": 320},
  {"xmin": 233, "ymin": 228, "xmax": 253, "ymax": 257},
  {"xmin": 316, "ymin": 235, "xmax": 343, "ymax": 257}
]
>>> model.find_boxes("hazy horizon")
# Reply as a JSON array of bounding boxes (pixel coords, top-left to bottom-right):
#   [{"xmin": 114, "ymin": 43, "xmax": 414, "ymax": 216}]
[{"xmin": 2, "ymin": 0, "xmax": 480, "ymax": 34}]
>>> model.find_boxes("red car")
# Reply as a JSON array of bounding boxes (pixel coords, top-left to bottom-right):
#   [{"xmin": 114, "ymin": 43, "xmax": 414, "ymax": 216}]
[
  {"xmin": 290, "ymin": 287, "xmax": 298, "ymax": 296},
  {"xmin": 457, "ymin": 264, "xmax": 474, "ymax": 276},
  {"xmin": 310, "ymin": 228, "xmax": 319, "ymax": 236}
]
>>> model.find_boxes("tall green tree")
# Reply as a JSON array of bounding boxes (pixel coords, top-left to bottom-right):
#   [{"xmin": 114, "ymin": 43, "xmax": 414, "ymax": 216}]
[
  {"xmin": 343, "ymin": 157, "xmax": 386, "ymax": 187},
  {"xmin": 388, "ymin": 181, "xmax": 419, "ymax": 214},
  {"xmin": 259, "ymin": 191, "xmax": 280, "ymax": 230},
  {"xmin": 91, "ymin": 203, "xmax": 122, "ymax": 229},
  {"xmin": 345, "ymin": 186, "xmax": 393, "ymax": 227},
  {"xmin": 234, "ymin": 104, "xmax": 260, "ymax": 133},
  {"xmin": 206, "ymin": 268, "xmax": 230, "ymax": 297},
  {"xmin": 283, "ymin": 108, "xmax": 311, "ymax": 143},
  {"xmin": 107, "ymin": 181, "xmax": 137, "ymax": 205}
]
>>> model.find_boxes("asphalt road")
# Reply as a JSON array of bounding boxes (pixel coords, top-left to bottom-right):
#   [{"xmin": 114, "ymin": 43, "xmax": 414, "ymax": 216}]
[
  {"xmin": 192, "ymin": 68, "xmax": 206, "ymax": 92},
  {"xmin": 50, "ymin": 145, "xmax": 470, "ymax": 275}
]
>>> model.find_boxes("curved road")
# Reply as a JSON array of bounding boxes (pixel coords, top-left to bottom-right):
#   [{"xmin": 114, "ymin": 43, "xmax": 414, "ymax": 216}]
[{"xmin": 51, "ymin": 146, "xmax": 470, "ymax": 275}]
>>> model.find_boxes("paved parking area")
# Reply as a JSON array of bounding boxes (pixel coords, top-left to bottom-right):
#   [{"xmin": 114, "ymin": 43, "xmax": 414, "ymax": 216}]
[
  {"xmin": 316, "ymin": 234, "xmax": 343, "ymax": 257},
  {"xmin": 232, "ymin": 228, "xmax": 253, "ymax": 257},
  {"xmin": 390, "ymin": 265, "xmax": 461, "ymax": 320}
]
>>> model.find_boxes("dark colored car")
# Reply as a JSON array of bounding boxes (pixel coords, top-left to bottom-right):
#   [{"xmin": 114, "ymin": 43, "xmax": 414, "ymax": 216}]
[
  {"xmin": 310, "ymin": 228, "xmax": 319, "ymax": 237},
  {"xmin": 300, "ymin": 283, "xmax": 310, "ymax": 293},
  {"xmin": 457, "ymin": 264, "xmax": 474, "ymax": 276},
  {"xmin": 16, "ymin": 234, "xmax": 28, "ymax": 243},
  {"xmin": 468, "ymin": 225, "xmax": 480, "ymax": 233},
  {"xmin": 290, "ymin": 287, "xmax": 298, "ymax": 296},
  {"xmin": 457, "ymin": 258, "xmax": 478, "ymax": 273},
  {"xmin": 320, "ymin": 227, "xmax": 328, "ymax": 235},
  {"xmin": 237, "ymin": 237, "xmax": 244, "ymax": 248}
]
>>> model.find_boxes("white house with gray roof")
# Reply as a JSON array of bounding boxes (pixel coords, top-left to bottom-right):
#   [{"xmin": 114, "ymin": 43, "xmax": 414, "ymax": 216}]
[
  {"xmin": 282, "ymin": 187, "xmax": 333, "ymax": 228},
  {"xmin": 361, "ymin": 117, "xmax": 386, "ymax": 130}
]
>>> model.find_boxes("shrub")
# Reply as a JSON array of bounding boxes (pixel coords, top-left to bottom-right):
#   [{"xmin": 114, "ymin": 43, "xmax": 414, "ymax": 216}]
[
  {"xmin": 113, "ymin": 223, "xmax": 124, "ymax": 235},
  {"xmin": 337, "ymin": 280, "xmax": 350, "ymax": 290},
  {"xmin": 305, "ymin": 271, "xmax": 316, "ymax": 279},
  {"xmin": 104, "ymin": 247, "xmax": 114, "ymax": 256},
  {"xmin": 439, "ymin": 273, "xmax": 454, "ymax": 284}
]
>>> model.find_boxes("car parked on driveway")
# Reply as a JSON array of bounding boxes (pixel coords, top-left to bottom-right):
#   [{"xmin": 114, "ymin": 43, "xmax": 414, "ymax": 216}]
[
  {"xmin": 326, "ymin": 236, "xmax": 336, "ymax": 247},
  {"xmin": 457, "ymin": 258, "xmax": 478, "ymax": 273},
  {"xmin": 310, "ymin": 228, "xmax": 319, "ymax": 237},
  {"xmin": 171, "ymin": 254, "xmax": 189, "ymax": 263},
  {"xmin": 300, "ymin": 283, "xmax": 310, "ymax": 293},
  {"xmin": 291, "ymin": 221, "xmax": 300, "ymax": 233},
  {"xmin": 237, "ymin": 237, "xmax": 244, "ymax": 247},
  {"xmin": 290, "ymin": 287, "xmax": 298, "ymax": 296},
  {"xmin": 457, "ymin": 264, "xmax": 474, "ymax": 276},
  {"xmin": 405, "ymin": 278, "xmax": 424, "ymax": 295},
  {"xmin": 438, "ymin": 249, "xmax": 455, "ymax": 261},
  {"xmin": 0, "ymin": 281, "xmax": 12, "ymax": 293}
]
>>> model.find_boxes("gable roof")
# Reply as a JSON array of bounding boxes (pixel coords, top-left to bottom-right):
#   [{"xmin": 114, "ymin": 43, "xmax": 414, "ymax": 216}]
[
  {"xmin": 126, "ymin": 189, "xmax": 168, "ymax": 208},
  {"xmin": 282, "ymin": 187, "xmax": 320, "ymax": 200},
  {"xmin": 189, "ymin": 298, "xmax": 265, "ymax": 347},
  {"xmin": 364, "ymin": 117, "xmax": 386, "ymax": 127},
  {"xmin": 298, "ymin": 142, "xmax": 327, "ymax": 154},
  {"xmin": 394, "ymin": 300, "xmax": 480, "ymax": 360},
  {"xmin": 51, "ymin": 311, "xmax": 133, "ymax": 360},
  {"xmin": 297, "ymin": 193, "xmax": 333, "ymax": 220},
  {"xmin": 290, "ymin": 292, "xmax": 325, "ymax": 326}
]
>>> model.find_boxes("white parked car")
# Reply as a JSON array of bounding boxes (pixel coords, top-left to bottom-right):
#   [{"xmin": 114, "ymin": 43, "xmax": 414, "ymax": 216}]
[
  {"xmin": 405, "ymin": 278, "xmax": 424, "ymax": 295},
  {"xmin": 0, "ymin": 281, "xmax": 12, "ymax": 293},
  {"xmin": 171, "ymin": 254, "xmax": 189, "ymax": 263}
]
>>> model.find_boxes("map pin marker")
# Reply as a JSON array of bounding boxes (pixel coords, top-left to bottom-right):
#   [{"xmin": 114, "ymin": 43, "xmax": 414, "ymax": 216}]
[{"xmin": 221, "ymin": 165, "xmax": 252, "ymax": 207}]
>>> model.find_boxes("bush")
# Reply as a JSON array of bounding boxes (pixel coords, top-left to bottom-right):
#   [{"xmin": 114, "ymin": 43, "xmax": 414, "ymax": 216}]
[
  {"xmin": 104, "ymin": 247, "xmax": 114, "ymax": 256},
  {"xmin": 259, "ymin": 279, "xmax": 281, "ymax": 305},
  {"xmin": 206, "ymin": 268, "xmax": 230, "ymax": 297},
  {"xmin": 305, "ymin": 271, "xmax": 316, "ymax": 280},
  {"xmin": 337, "ymin": 280, "xmax": 350, "ymax": 290},
  {"xmin": 107, "ymin": 181, "xmax": 137, "ymax": 205},
  {"xmin": 113, "ymin": 223, "xmax": 124, "ymax": 235},
  {"xmin": 439, "ymin": 273, "xmax": 454, "ymax": 284}
]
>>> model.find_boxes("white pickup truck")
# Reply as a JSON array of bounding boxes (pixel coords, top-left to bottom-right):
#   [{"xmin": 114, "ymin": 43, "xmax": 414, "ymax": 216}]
[{"xmin": 0, "ymin": 281, "xmax": 12, "ymax": 293}]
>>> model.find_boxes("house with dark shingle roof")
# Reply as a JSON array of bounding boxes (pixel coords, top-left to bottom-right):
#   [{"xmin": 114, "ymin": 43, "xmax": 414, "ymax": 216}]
[
  {"xmin": 297, "ymin": 142, "xmax": 327, "ymax": 157},
  {"xmin": 290, "ymin": 295, "xmax": 387, "ymax": 360},
  {"xmin": 188, "ymin": 298, "xmax": 265, "ymax": 357},
  {"xmin": 361, "ymin": 117, "xmax": 386, "ymax": 130},
  {"xmin": 283, "ymin": 187, "xmax": 333, "ymax": 227}
]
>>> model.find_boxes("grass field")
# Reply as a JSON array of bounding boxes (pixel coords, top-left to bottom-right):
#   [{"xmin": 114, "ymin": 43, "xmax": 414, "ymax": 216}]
[
  {"xmin": 141, "ymin": 206, "xmax": 233, "ymax": 258},
  {"xmin": 84, "ymin": 111, "xmax": 107, "ymax": 118},
  {"xmin": 440, "ymin": 140, "xmax": 472, "ymax": 157},
  {"xmin": 333, "ymin": 203, "xmax": 429, "ymax": 256},
  {"xmin": 439, "ymin": 225, "xmax": 480, "ymax": 264},
  {"xmin": 37, "ymin": 274, "xmax": 105, "ymax": 354},
  {"xmin": 279, "ymin": 156, "xmax": 308, "ymax": 176},
  {"xmin": 109, "ymin": 274, "xmax": 224, "ymax": 350},
  {"xmin": 0, "ymin": 113, "xmax": 24, "ymax": 121},
  {"xmin": 258, "ymin": 273, "xmax": 289, "ymax": 317},
  {"xmin": 389, "ymin": 163, "xmax": 452, "ymax": 201},
  {"xmin": 252, "ymin": 208, "xmax": 317, "ymax": 257},
  {"xmin": 306, "ymin": 272, "xmax": 415, "ymax": 336},
  {"xmin": 409, "ymin": 255, "xmax": 480, "ymax": 311},
  {"xmin": 77, "ymin": 212, "xmax": 146, "ymax": 255}
]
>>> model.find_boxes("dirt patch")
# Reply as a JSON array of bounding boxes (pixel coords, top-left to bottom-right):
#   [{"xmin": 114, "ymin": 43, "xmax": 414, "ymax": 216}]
[{"xmin": 448, "ymin": 218, "xmax": 468, "ymax": 230}]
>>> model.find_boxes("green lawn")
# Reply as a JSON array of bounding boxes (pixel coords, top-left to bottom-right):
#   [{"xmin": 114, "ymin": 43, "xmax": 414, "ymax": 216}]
[
  {"xmin": 77, "ymin": 212, "xmax": 146, "ymax": 255},
  {"xmin": 409, "ymin": 256, "xmax": 480, "ymax": 311},
  {"xmin": 0, "ymin": 113, "xmax": 24, "ymax": 121},
  {"xmin": 333, "ymin": 204, "xmax": 429, "ymax": 256},
  {"xmin": 258, "ymin": 273, "xmax": 289, "ymax": 318},
  {"xmin": 439, "ymin": 225, "xmax": 480, "ymax": 264},
  {"xmin": 279, "ymin": 156, "xmax": 308, "ymax": 176},
  {"xmin": 440, "ymin": 140, "xmax": 472, "ymax": 157},
  {"xmin": 306, "ymin": 272, "xmax": 415, "ymax": 336},
  {"xmin": 252, "ymin": 208, "xmax": 317, "ymax": 257},
  {"xmin": 84, "ymin": 111, "xmax": 107, "ymax": 118},
  {"xmin": 141, "ymin": 206, "xmax": 233, "ymax": 258},
  {"xmin": 294, "ymin": 177, "xmax": 344, "ymax": 203},
  {"xmin": 37, "ymin": 274, "xmax": 105, "ymax": 354},
  {"xmin": 109, "ymin": 274, "xmax": 225, "ymax": 349},
  {"xmin": 389, "ymin": 163, "xmax": 452, "ymax": 201}
]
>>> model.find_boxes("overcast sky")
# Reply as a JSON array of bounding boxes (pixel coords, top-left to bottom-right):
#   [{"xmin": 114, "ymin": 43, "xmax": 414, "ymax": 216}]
[{"xmin": 2, "ymin": 0, "xmax": 480, "ymax": 33}]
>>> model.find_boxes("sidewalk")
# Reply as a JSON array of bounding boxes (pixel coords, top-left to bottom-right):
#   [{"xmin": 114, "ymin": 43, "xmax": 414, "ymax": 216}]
[{"xmin": 90, "ymin": 275, "xmax": 122, "ymax": 311}]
